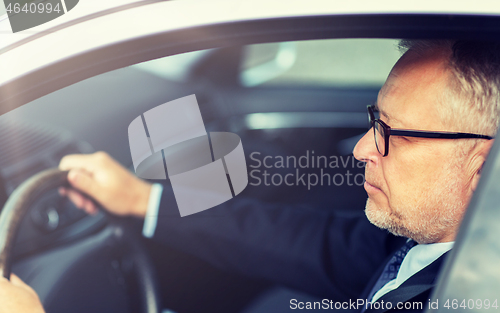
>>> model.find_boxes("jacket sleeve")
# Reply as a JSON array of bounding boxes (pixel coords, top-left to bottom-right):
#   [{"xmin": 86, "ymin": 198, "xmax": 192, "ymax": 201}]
[{"xmin": 151, "ymin": 183, "xmax": 403, "ymax": 300}]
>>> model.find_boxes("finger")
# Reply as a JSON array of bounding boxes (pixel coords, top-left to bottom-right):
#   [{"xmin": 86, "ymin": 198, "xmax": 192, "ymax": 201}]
[
  {"xmin": 9, "ymin": 274, "xmax": 40, "ymax": 299},
  {"xmin": 58, "ymin": 187, "xmax": 67, "ymax": 196},
  {"xmin": 59, "ymin": 151, "xmax": 111, "ymax": 174},
  {"xmin": 67, "ymin": 169, "xmax": 99, "ymax": 199},
  {"xmin": 9, "ymin": 273, "xmax": 24, "ymax": 285},
  {"xmin": 59, "ymin": 153, "xmax": 98, "ymax": 172},
  {"xmin": 66, "ymin": 189, "xmax": 87, "ymax": 209},
  {"xmin": 66, "ymin": 190, "xmax": 98, "ymax": 215},
  {"xmin": 82, "ymin": 198, "xmax": 98, "ymax": 215},
  {"xmin": 0, "ymin": 274, "xmax": 32, "ymax": 294},
  {"xmin": 9, "ymin": 274, "xmax": 31, "ymax": 291}
]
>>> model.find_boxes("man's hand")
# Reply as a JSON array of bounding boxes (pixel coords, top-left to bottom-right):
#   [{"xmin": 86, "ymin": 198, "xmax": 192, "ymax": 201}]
[
  {"xmin": 59, "ymin": 152, "xmax": 152, "ymax": 218},
  {"xmin": 0, "ymin": 274, "xmax": 45, "ymax": 313}
]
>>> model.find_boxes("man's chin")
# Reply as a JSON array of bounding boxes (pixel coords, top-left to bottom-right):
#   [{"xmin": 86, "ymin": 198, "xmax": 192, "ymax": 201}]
[
  {"xmin": 365, "ymin": 199, "xmax": 433, "ymax": 243},
  {"xmin": 365, "ymin": 198, "xmax": 407, "ymax": 238},
  {"xmin": 365, "ymin": 199, "xmax": 390, "ymax": 229}
]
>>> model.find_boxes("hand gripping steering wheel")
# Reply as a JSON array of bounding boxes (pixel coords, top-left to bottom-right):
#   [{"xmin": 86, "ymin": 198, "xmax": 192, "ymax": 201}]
[{"xmin": 0, "ymin": 168, "xmax": 161, "ymax": 313}]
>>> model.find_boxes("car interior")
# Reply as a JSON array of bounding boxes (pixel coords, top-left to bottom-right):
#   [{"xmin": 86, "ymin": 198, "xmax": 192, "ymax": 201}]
[{"xmin": 1, "ymin": 38, "xmax": 411, "ymax": 313}]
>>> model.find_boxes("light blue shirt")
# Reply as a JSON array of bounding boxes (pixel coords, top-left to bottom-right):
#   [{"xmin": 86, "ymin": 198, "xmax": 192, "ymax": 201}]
[
  {"xmin": 372, "ymin": 241, "xmax": 454, "ymax": 302},
  {"xmin": 142, "ymin": 183, "xmax": 164, "ymax": 238}
]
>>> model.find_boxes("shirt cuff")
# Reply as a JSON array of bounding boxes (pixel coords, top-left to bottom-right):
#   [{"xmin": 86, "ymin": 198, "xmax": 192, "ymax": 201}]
[{"xmin": 142, "ymin": 183, "xmax": 164, "ymax": 238}]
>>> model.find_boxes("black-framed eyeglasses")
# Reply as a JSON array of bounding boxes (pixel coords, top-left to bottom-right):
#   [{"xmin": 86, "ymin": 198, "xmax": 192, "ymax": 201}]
[{"xmin": 367, "ymin": 105, "xmax": 494, "ymax": 157}]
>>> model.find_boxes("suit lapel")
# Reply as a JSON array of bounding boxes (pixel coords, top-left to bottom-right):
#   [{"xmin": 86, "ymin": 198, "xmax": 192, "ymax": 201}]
[{"xmin": 363, "ymin": 251, "xmax": 449, "ymax": 313}]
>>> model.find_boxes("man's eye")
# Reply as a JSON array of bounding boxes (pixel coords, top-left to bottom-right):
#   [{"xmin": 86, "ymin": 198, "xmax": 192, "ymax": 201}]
[{"xmin": 392, "ymin": 136, "xmax": 410, "ymax": 144}]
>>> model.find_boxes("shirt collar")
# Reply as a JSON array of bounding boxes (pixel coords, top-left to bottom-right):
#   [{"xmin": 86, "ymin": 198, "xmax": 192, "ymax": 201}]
[
  {"xmin": 371, "ymin": 241, "xmax": 454, "ymax": 302},
  {"xmin": 395, "ymin": 241, "xmax": 454, "ymax": 286}
]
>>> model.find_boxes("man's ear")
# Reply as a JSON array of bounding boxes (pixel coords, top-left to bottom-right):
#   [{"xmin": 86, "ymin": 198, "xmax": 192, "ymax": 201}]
[{"xmin": 469, "ymin": 139, "xmax": 495, "ymax": 192}]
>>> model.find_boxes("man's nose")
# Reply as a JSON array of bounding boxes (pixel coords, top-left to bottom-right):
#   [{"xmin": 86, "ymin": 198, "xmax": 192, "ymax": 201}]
[{"xmin": 353, "ymin": 128, "xmax": 379, "ymax": 164}]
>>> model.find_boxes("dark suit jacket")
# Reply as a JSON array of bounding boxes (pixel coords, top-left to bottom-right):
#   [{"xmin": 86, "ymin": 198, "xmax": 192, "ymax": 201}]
[{"xmin": 151, "ymin": 184, "xmax": 448, "ymax": 312}]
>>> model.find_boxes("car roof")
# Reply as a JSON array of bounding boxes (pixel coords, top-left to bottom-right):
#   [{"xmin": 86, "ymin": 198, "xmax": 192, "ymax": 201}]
[
  {"xmin": 2, "ymin": 0, "xmax": 500, "ymax": 39},
  {"xmin": 2, "ymin": 0, "xmax": 500, "ymax": 54},
  {"xmin": 0, "ymin": 0, "xmax": 145, "ymax": 48}
]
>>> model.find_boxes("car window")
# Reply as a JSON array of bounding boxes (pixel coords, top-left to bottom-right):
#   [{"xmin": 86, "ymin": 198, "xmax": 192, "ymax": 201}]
[
  {"xmin": 3, "ymin": 38, "xmax": 401, "ymax": 216},
  {"xmin": 131, "ymin": 39, "xmax": 401, "ymax": 88},
  {"xmin": 240, "ymin": 39, "xmax": 401, "ymax": 87},
  {"xmin": 132, "ymin": 50, "xmax": 214, "ymax": 82}
]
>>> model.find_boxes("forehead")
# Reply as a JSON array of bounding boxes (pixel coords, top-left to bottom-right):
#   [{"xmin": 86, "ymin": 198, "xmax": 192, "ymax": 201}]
[{"xmin": 376, "ymin": 49, "xmax": 451, "ymax": 130}]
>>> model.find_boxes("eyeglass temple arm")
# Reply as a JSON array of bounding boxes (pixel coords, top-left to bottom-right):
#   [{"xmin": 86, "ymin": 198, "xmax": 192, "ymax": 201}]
[{"xmin": 389, "ymin": 129, "xmax": 494, "ymax": 140}]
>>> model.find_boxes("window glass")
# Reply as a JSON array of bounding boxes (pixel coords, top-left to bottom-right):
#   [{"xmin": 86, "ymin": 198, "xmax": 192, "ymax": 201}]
[{"xmin": 240, "ymin": 39, "xmax": 401, "ymax": 87}]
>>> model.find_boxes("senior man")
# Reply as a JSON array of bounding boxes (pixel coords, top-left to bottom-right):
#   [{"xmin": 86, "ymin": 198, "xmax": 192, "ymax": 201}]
[{"xmin": 2, "ymin": 40, "xmax": 498, "ymax": 312}]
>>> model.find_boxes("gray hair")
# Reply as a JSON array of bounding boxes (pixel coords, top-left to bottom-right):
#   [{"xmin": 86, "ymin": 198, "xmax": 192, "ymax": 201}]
[{"xmin": 398, "ymin": 40, "xmax": 500, "ymax": 150}]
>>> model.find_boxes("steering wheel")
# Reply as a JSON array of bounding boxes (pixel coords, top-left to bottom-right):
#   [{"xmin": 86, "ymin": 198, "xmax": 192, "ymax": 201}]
[{"xmin": 0, "ymin": 168, "xmax": 161, "ymax": 313}]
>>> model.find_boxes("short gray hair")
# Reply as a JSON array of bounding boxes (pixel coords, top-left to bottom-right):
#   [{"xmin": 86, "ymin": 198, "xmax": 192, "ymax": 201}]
[{"xmin": 398, "ymin": 40, "xmax": 500, "ymax": 145}]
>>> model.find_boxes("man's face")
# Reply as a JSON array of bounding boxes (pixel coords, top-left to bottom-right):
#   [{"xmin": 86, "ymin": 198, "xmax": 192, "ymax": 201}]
[{"xmin": 353, "ymin": 49, "xmax": 472, "ymax": 244}]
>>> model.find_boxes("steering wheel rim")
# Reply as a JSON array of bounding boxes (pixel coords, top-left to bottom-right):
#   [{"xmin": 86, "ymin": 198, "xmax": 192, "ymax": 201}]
[{"xmin": 0, "ymin": 168, "xmax": 161, "ymax": 313}]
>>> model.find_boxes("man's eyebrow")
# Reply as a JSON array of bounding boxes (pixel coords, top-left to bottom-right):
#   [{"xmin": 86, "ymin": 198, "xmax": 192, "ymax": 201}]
[
  {"xmin": 373, "ymin": 102, "xmax": 389, "ymax": 119},
  {"xmin": 374, "ymin": 102, "xmax": 402, "ymax": 125}
]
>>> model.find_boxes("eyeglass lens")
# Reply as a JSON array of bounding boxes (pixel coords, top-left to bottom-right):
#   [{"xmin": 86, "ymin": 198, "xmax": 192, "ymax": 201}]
[{"xmin": 373, "ymin": 121, "xmax": 386, "ymax": 156}]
